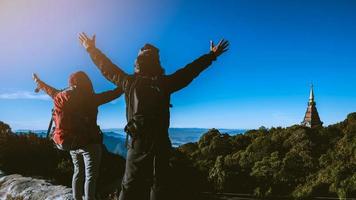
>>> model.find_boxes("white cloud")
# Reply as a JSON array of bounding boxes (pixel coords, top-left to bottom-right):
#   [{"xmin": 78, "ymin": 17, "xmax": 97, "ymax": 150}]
[{"xmin": 0, "ymin": 91, "xmax": 50, "ymax": 101}]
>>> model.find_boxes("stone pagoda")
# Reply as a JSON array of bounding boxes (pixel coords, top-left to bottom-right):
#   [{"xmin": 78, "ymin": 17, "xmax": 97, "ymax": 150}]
[{"xmin": 301, "ymin": 85, "xmax": 323, "ymax": 128}]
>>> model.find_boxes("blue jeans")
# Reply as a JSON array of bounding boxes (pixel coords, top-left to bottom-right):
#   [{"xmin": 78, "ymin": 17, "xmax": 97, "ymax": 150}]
[{"xmin": 70, "ymin": 144, "xmax": 102, "ymax": 200}]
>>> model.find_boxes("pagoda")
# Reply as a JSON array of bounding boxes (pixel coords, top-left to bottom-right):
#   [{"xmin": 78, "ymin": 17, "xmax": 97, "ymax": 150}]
[{"xmin": 301, "ymin": 85, "xmax": 323, "ymax": 128}]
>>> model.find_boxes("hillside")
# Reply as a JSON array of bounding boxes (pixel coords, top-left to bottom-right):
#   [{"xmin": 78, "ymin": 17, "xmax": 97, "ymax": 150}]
[
  {"xmin": 178, "ymin": 113, "xmax": 356, "ymax": 199},
  {"xmin": 0, "ymin": 113, "xmax": 355, "ymax": 199}
]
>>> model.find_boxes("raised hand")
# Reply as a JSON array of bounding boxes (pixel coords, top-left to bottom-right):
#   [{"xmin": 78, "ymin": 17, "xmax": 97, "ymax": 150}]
[
  {"xmin": 79, "ymin": 32, "xmax": 96, "ymax": 50},
  {"xmin": 33, "ymin": 73, "xmax": 41, "ymax": 83},
  {"xmin": 32, "ymin": 73, "xmax": 41, "ymax": 93},
  {"xmin": 210, "ymin": 39, "xmax": 229, "ymax": 58}
]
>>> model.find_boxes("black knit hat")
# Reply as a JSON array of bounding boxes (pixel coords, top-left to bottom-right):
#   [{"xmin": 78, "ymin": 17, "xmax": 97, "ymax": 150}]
[
  {"xmin": 135, "ymin": 43, "xmax": 164, "ymax": 76},
  {"xmin": 139, "ymin": 43, "xmax": 159, "ymax": 54}
]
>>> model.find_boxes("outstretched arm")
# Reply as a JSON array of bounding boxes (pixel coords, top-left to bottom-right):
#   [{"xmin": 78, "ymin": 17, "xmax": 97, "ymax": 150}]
[
  {"xmin": 95, "ymin": 87, "xmax": 123, "ymax": 106},
  {"xmin": 32, "ymin": 73, "xmax": 60, "ymax": 99},
  {"xmin": 165, "ymin": 39, "xmax": 229, "ymax": 93},
  {"xmin": 79, "ymin": 33, "xmax": 129, "ymax": 90}
]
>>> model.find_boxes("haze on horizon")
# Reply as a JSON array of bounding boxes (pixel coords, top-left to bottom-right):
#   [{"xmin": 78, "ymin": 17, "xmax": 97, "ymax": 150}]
[{"xmin": 1, "ymin": 0, "xmax": 356, "ymax": 130}]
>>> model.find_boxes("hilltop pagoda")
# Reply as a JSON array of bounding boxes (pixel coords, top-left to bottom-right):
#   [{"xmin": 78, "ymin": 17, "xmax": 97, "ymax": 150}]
[{"xmin": 301, "ymin": 85, "xmax": 323, "ymax": 128}]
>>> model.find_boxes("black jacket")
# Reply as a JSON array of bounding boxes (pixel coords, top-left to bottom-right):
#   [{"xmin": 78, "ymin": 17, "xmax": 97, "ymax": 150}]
[{"xmin": 87, "ymin": 46, "xmax": 217, "ymax": 146}]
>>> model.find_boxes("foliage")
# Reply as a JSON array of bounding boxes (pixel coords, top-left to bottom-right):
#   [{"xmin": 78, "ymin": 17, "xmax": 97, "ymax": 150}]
[
  {"xmin": 178, "ymin": 113, "xmax": 356, "ymax": 199},
  {"xmin": 0, "ymin": 121, "xmax": 208, "ymax": 200},
  {"xmin": 0, "ymin": 131, "xmax": 71, "ymax": 185},
  {"xmin": 0, "ymin": 122, "xmax": 126, "ymax": 198},
  {"xmin": 1, "ymin": 112, "xmax": 355, "ymax": 199}
]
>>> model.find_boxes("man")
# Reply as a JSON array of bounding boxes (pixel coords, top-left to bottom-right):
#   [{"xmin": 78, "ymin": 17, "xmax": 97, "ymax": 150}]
[{"xmin": 79, "ymin": 33, "xmax": 229, "ymax": 200}]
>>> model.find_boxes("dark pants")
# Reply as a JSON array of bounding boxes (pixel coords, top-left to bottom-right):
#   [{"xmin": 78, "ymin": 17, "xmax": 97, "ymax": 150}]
[{"xmin": 119, "ymin": 136, "xmax": 171, "ymax": 200}]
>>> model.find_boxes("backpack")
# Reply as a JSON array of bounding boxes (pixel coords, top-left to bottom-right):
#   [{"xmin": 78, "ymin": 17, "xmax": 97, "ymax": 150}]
[
  {"xmin": 124, "ymin": 76, "xmax": 167, "ymax": 151},
  {"xmin": 50, "ymin": 87, "xmax": 93, "ymax": 151}
]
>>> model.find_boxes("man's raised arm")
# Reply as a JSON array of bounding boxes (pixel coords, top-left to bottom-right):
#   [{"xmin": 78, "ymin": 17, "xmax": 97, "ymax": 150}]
[
  {"xmin": 165, "ymin": 39, "xmax": 229, "ymax": 93},
  {"xmin": 79, "ymin": 33, "xmax": 129, "ymax": 90}
]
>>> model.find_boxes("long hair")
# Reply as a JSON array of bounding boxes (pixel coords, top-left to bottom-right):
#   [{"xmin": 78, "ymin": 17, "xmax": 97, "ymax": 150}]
[
  {"xmin": 68, "ymin": 71, "xmax": 94, "ymax": 95},
  {"xmin": 134, "ymin": 43, "xmax": 164, "ymax": 77}
]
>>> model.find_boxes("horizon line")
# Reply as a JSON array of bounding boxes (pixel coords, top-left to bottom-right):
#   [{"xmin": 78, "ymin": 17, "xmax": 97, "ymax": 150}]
[{"xmin": 14, "ymin": 127, "xmax": 250, "ymax": 132}]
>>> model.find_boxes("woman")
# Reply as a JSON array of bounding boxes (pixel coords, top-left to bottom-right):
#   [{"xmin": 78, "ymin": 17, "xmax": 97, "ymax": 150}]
[{"xmin": 33, "ymin": 71, "xmax": 123, "ymax": 200}]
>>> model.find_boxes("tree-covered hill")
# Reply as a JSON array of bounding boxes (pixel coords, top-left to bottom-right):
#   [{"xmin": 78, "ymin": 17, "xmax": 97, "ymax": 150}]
[
  {"xmin": 178, "ymin": 113, "xmax": 356, "ymax": 199},
  {"xmin": 0, "ymin": 113, "xmax": 355, "ymax": 199}
]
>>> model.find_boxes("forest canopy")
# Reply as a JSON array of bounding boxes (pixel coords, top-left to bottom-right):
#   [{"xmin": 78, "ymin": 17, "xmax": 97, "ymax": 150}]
[
  {"xmin": 178, "ymin": 113, "xmax": 356, "ymax": 199},
  {"xmin": 0, "ymin": 113, "xmax": 355, "ymax": 199}
]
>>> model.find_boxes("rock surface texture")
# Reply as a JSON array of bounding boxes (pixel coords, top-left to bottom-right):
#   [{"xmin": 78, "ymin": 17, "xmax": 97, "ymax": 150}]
[{"xmin": 0, "ymin": 174, "xmax": 73, "ymax": 200}]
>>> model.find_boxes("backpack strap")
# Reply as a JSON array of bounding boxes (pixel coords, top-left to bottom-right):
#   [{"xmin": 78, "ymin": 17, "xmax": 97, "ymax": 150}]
[
  {"xmin": 125, "ymin": 77, "xmax": 140, "ymax": 148},
  {"xmin": 46, "ymin": 109, "xmax": 54, "ymax": 139}
]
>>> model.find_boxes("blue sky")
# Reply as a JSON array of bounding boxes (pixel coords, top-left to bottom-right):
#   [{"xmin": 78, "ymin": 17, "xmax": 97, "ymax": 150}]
[{"xmin": 0, "ymin": 0, "xmax": 356, "ymax": 130}]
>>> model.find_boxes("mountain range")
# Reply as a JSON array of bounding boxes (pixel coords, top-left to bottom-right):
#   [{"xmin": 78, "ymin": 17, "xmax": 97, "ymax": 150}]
[{"xmin": 15, "ymin": 128, "xmax": 245, "ymax": 157}]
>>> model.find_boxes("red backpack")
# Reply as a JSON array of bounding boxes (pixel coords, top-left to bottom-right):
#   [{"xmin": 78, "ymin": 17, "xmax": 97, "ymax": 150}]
[{"xmin": 51, "ymin": 87, "xmax": 95, "ymax": 151}]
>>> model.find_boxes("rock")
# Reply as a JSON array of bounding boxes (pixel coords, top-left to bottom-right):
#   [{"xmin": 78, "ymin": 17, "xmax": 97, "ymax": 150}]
[{"xmin": 0, "ymin": 174, "xmax": 73, "ymax": 200}]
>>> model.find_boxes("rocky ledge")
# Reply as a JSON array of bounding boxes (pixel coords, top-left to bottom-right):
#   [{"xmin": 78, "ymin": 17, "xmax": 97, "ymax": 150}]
[{"xmin": 0, "ymin": 174, "xmax": 73, "ymax": 200}]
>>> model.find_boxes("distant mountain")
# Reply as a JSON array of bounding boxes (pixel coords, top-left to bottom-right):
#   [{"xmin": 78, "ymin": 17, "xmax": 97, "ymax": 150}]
[
  {"xmin": 15, "ymin": 128, "xmax": 246, "ymax": 157},
  {"xmin": 102, "ymin": 131, "xmax": 127, "ymax": 157},
  {"xmin": 168, "ymin": 128, "xmax": 245, "ymax": 147}
]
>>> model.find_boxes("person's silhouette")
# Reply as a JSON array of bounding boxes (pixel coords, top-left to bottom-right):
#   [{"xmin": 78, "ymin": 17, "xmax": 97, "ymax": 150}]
[
  {"xmin": 33, "ymin": 71, "xmax": 122, "ymax": 200},
  {"xmin": 79, "ymin": 33, "xmax": 229, "ymax": 200}
]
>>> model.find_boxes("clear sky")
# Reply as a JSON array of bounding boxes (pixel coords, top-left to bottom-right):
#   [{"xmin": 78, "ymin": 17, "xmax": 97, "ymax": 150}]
[{"xmin": 0, "ymin": 0, "xmax": 356, "ymax": 130}]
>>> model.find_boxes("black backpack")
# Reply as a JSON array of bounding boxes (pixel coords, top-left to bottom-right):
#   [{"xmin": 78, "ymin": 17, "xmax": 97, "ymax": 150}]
[{"xmin": 124, "ymin": 76, "xmax": 167, "ymax": 151}]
